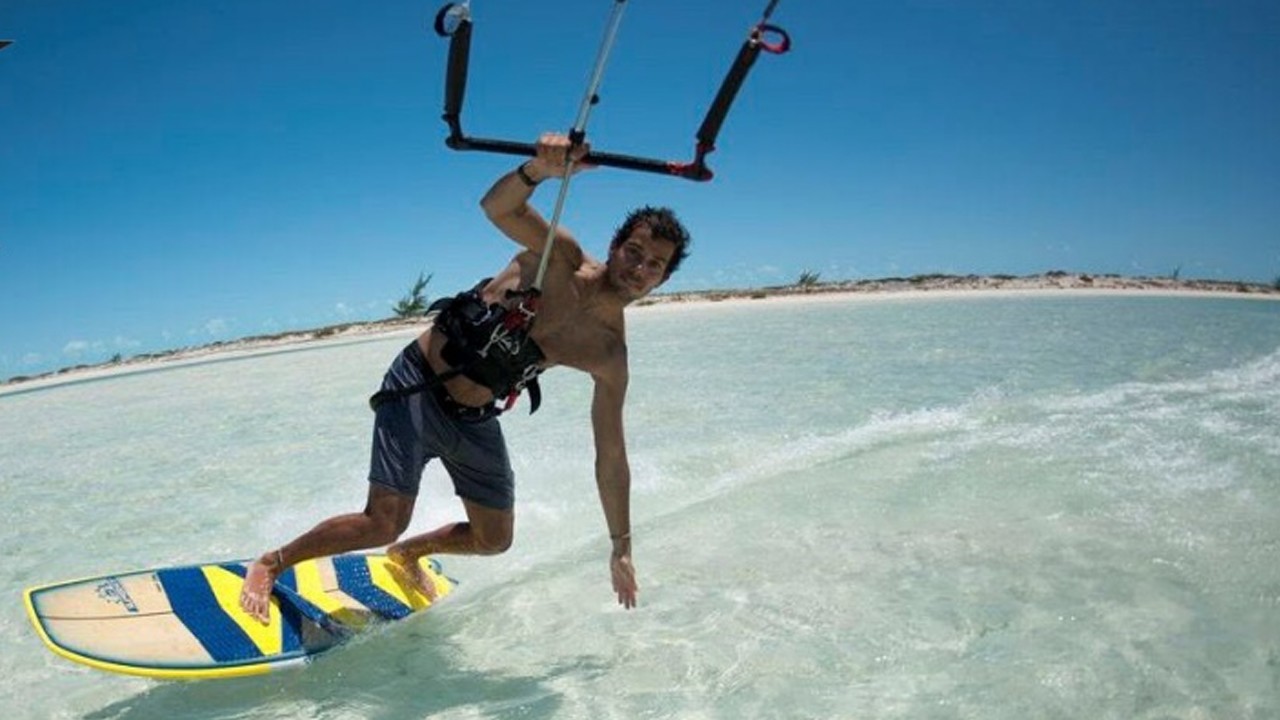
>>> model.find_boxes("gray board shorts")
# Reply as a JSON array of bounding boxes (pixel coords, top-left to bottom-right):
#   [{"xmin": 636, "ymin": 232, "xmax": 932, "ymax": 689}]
[{"xmin": 368, "ymin": 341, "xmax": 515, "ymax": 511}]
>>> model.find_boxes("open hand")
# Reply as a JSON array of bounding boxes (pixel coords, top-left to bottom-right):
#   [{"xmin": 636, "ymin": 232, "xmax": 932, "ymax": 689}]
[{"xmin": 610, "ymin": 552, "xmax": 638, "ymax": 610}]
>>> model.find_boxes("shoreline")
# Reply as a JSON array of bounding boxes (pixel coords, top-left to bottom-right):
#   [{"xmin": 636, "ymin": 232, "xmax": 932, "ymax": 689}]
[
  {"xmin": 5, "ymin": 272, "xmax": 1278, "ymax": 395},
  {"xmin": 2, "ymin": 321, "xmax": 426, "ymax": 397}
]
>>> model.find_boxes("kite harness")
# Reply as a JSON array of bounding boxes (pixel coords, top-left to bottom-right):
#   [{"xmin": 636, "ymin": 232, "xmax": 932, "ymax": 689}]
[{"xmin": 367, "ymin": 279, "xmax": 545, "ymax": 418}]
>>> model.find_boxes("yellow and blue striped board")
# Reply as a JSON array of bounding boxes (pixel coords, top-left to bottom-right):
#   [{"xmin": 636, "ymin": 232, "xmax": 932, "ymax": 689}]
[{"xmin": 23, "ymin": 553, "xmax": 454, "ymax": 681}]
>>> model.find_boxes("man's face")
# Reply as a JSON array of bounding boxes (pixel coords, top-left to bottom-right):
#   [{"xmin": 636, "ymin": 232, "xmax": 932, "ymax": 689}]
[{"xmin": 607, "ymin": 223, "xmax": 676, "ymax": 301}]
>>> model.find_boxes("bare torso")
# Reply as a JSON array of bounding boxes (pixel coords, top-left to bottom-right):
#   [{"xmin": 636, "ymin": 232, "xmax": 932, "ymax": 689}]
[{"xmin": 418, "ymin": 241, "xmax": 627, "ymax": 407}]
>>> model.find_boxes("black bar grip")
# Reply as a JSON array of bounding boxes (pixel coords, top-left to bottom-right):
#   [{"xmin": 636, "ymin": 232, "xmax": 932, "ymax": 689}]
[
  {"xmin": 448, "ymin": 136, "xmax": 712, "ymax": 181},
  {"xmin": 696, "ymin": 39, "xmax": 762, "ymax": 148},
  {"xmin": 443, "ymin": 20, "xmax": 471, "ymax": 118}
]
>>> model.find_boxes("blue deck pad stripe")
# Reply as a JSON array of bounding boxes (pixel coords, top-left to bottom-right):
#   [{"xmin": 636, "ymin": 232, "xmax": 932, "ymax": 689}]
[
  {"xmin": 272, "ymin": 567, "xmax": 356, "ymax": 644},
  {"xmin": 157, "ymin": 567, "xmax": 261, "ymax": 663},
  {"xmin": 333, "ymin": 555, "xmax": 412, "ymax": 620},
  {"xmin": 274, "ymin": 568, "xmax": 305, "ymax": 653}
]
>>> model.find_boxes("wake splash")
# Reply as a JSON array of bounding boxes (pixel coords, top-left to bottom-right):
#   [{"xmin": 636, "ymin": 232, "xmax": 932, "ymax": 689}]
[{"xmin": 640, "ymin": 345, "xmax": 1280, "ymax": 542}]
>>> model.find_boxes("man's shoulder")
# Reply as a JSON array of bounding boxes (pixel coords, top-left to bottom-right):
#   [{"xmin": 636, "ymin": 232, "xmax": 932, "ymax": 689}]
[
  {"xmin": 593, "ymin": 331, "xmax": 629, "ymax": 376},
  {"xmin": 554, "ymin": 322, "xmax": 626, "ymax": 381},
  {"xmin": 550, "ymin": 233, "xmax": 587, "ymax": 267}
]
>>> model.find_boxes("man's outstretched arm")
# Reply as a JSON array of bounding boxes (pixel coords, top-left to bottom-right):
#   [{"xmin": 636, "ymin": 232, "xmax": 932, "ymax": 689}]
[{"xmin": 591, "ymin": 358, "xmax": 637, "ymax": 609}]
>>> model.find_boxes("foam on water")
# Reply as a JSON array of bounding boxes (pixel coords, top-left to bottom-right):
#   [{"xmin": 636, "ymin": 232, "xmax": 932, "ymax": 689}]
[{"xmin": 1, "ymin": 295, "xmax": 1278, "ymax": 719}]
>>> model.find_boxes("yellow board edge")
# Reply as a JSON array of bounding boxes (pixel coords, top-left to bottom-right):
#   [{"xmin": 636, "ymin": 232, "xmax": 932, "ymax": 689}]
[{"xmin": 22, "ymin": 585, "xmax": 275, "ymax": 681}]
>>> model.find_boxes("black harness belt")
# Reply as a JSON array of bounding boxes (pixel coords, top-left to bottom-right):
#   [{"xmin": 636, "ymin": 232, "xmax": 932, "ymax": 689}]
[
  {"xmin": 368, "ymin": 279, "xmax": 545, "ymax": 419},
  {"xmin": 367, "ymin": 341, "xmax": 500, "ymax": 423}
]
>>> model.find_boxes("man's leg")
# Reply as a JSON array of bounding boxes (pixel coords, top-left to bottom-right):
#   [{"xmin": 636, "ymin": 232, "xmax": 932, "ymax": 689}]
[
  {"xmin": 239, "ymin": 483, "xmax": 416, "ymax": 624},
  {"xmin": 387, "ymin": 498, "xmax": 513, "ymax": 594}
]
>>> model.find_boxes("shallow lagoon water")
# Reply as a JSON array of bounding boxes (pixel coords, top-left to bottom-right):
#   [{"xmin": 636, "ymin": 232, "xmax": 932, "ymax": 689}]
[{"xmin": 2, "ymin": 294, "xmax": 1278, "ymax": 719}]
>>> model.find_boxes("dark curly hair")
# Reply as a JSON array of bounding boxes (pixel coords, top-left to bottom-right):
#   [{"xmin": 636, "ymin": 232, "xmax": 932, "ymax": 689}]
[{"xmin": 609, "ymin": 206, "xmax": 691, "ymax": 279}]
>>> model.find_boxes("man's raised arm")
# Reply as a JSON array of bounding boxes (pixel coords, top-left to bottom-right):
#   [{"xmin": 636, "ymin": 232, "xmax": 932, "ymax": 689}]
[{"xmin": 480, "ymin": 133, "xmax": 592, "ymax": 254}]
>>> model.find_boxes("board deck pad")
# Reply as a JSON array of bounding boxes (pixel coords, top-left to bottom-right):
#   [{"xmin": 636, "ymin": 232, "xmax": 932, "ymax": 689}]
[{"xmin": 24, "ymin": 553, "xmax": 454, "ymax": 680}]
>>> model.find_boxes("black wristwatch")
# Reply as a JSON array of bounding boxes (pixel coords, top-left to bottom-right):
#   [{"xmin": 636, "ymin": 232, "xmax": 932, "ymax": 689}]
[{"xmin": 515, "ymin": 162, "xmax": 541, "ymax": 187}]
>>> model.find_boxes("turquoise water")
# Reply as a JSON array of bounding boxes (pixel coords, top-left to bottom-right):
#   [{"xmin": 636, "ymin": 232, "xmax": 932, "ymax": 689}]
[{"xmin": 2, "ymin": 294, "xmax": 1278, "ymax": 719}]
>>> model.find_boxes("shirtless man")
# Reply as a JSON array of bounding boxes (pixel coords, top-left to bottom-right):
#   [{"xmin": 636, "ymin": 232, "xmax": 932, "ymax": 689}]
[{"xmin": 238, "ymin": 133, "xmax": 691, "ymax": 622}]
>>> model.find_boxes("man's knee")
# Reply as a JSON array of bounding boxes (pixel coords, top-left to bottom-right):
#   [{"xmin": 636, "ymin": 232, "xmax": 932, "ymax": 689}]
[
  {"xmin": 462, "ymin": 499, "xmax": 513, "ymax": 555},
  {"xmin": 357, "ymin": 512, "xmax": 404, "ymax": 546},
  {"xmin": 375, "ymin": 515, "xmax": 411, "ymax": 545},
  {"xmin": 364, "ymin": 488, "xmax": 414, "ymax": 544},
  {"xmin": 473, "ymin": 524, "xmax": 513, "ymax": 555}
]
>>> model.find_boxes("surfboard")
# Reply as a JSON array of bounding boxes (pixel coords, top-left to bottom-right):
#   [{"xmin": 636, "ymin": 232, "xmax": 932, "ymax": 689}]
[{"xmin": 23, "ymin": 552, "xmax": 455, "ymax": 681}]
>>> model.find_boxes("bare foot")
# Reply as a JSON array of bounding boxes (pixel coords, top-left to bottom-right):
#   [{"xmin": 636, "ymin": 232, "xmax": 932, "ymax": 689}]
[
  {"xmin": 238, "ymin": 551, "xmax": 282, "ymax": 625},
  {"xmin": 386, "ymin": 546, "xmax": 438, "ymax": 602}
]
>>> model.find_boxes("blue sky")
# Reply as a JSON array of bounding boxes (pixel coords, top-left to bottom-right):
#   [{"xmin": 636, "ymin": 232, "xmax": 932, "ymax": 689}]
[{"xmin": 2, "ymin": 0, "xmax": 1278, "ymax": 379}]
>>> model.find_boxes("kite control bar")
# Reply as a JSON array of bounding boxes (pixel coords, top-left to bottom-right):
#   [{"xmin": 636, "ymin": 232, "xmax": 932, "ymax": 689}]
[{"xmin": 433, "ymin": 0, "xmax": 789, "ymax": 182}]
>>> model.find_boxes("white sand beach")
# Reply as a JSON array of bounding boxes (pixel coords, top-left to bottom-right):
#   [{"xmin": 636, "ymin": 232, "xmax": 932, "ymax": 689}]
[{"xmin": 1, "ymin": 321, "xmax": 425, "ymax": 396}]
